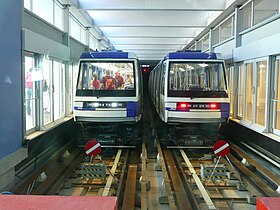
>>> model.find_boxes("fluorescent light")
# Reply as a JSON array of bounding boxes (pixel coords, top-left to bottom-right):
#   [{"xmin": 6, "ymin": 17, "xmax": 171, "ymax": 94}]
[
  {"xmin": 93, "ymin": 103, "xmax": 99, "ymax": 107},
  {"xmin": 179, "ymin": 67, "xmax": 185, "ymax": 72},
  {"xmin": 259, "ymin": 64, "xmax": 266, "ymax": 68}
]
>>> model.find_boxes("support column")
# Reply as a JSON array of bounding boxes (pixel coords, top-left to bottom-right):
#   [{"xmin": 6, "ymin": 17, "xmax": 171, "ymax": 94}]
[
  {"xmin": 62, "ymin": 4, "xmax": 70, "ymax": 47},
  {"xmin": 62, "ymin": 4, "xmax": 71, "ymax": 116},
  {"xmin": 0, "ymin": 0, "xmax": 27, "ymax": 190},
  {"xmin": 234, "ymin": 6, "xmax": 242, "ymax": 48},
  {"xmin": 209, "ymin": 28, "xmax": 214, "ymax": 53}
]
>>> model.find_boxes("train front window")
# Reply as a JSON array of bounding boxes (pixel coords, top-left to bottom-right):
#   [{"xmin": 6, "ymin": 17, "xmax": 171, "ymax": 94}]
[
  {"xmin": 76, "ymin": 61, "xmax": 135, "ymax": 97},
  {"xmin": 168, "ymin": 61, "xmax": 227, "ymax": 98}
]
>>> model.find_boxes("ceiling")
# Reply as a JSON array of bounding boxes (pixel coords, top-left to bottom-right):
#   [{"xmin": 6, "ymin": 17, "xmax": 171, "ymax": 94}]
[{"xmin": 74, "ymin": 0, "xmax": 235, "ymax": 62}]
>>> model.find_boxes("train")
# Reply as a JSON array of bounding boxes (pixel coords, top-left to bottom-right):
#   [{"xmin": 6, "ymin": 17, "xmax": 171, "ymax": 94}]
[
  {"xmin": 73, "ymin": 51, "xmax": 143, "ymax": 145},
  {"xmin": 149, "ymin": 50, "xmax": 230, "ymax": 145}
]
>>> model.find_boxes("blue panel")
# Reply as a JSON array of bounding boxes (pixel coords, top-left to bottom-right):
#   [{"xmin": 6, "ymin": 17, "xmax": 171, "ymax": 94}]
[
  {"xmin": 166, "ymin": 51, "xmax": 217, "ymax": 60},
  {"xmin": 220, "ymin": 103, "xmax": 230, "ymax": 112},
  {"xmin": 126, "ymin": 102, "xmax": 138, "ymax": 117},
  {"xmin": 0, "ymin": 0, "xmax": 23, "ymax": 159},
  {"xmin": 74, "ymin": 107, "xmax": 96, "ymax": 111},
  {"xmin": 221, "ymin": 112, "xmax": 230, "ymax": 118},
  {"xmin": 80, "ymin": 51, "xmax": 129, "ymax": 59}
]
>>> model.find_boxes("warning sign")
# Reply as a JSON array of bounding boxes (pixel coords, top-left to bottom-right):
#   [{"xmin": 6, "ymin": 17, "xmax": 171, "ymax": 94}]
[
  {"xmin": 213, "ymin": 140, "xmax": 230, "ymax": 157},
  {"xmin": 85, "ymin": 139, "xmax": 101, "ymax": 157}
]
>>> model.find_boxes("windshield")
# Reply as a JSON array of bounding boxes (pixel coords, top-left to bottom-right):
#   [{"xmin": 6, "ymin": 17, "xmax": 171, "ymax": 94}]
[
  {"xmin": 76, "ymin": 61, "xmax": 136, "ymax": 97},
  {"xmin": 168, "ymin": 61, "xmax": 227, "ymax": 98}
]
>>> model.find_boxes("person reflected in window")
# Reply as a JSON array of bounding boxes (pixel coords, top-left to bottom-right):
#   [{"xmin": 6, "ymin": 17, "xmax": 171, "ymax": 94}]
[
  {"xmin": 43, "ymin": 79, "xmax": 50, "ymax": 112},
  {"xmin": 114, "ymin": 71, "xmax": 124, "ymax": 90},
  {"xmin": 101, "ymin": 70, "xmax": 115, "ymax": 90},
  {"xmin": 25, "ymin": 68, "xmax": 33, "ymax": 115},
  {"xmin": 92, "ymin": 74, "xmax": 100, "ymax": 90}
]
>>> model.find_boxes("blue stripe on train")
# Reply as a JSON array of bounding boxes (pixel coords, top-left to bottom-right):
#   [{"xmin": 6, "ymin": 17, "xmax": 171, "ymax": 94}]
[
  {"xmin": 127, "ymin": 102, "xmax": 138, "ymax": 117},
  {"xmin": 74, "ymin": 107, "xmax": 96, "ymax": 111}
]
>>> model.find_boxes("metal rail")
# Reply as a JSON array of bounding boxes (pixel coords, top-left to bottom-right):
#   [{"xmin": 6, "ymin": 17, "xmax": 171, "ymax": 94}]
[
  {"xmin": 102, "ymin": 149, "xmax": 122, "ymax": 196},
  {"xmin": 141, "ymin": 141, "xmax": 148, "ymax": 210},
  {"xmin": 231, "ymin": 144, "xmax": 280, "ymax": 186},
  {"xmin": 156, "ymin": 139, "xmax": 177, "ymax": 210},
  {"xmin": 227, "ymin": 153, "xmax": 278, "ymax": 197},
  {"xmin": 180, "ymin": 149, "xmax": 216, "ymax": 210},
  {"xmin": 163, "ymin": 149, "xmax": 193, "ymax": 210}
]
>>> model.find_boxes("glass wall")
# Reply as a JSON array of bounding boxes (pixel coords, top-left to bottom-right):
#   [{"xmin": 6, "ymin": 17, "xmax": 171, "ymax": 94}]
[
  {"xmin": 53, "ymin": 61, "xmax": 65, "ymax": 121},
  {"xmin": 228, "ymin": 65, "xmax": 235, "ymax": 116},
  {"xmin": 242, "ymin": 2, "xmax": 252, "ymax": 31},
  {"xmin": 42, "ymin": 57, "xmax": 52, "ymax": 125},
  {"xmin": 24, "ymin": 0, "xmax": 64, "ymax": 31},
  {"xmin": 24, "ymin": 54, "xmax": 36, "ymax": 130},
  {"xmin": 24, "ymin": 52, "xmax": 67, "ymax": 133},
  {"xmin": 237, "ymin": 64, "xmax": 243, "ymax": 118},
  {"xmin": 33, "ymin": 0, "xmax": 53, "ymax": 24},
  {"xmin": 273, "ymin": 56, "xmax": 280, "ymax": 133},
  {"xmin": 255, "ymin": 60, "xmax": 267, "ymax": 126},
  {"xmin": 220, "ymin": 15, "xmax": 235, "ymax": 42},
  {"xmin": 244, "ymin": 63, "xmax": 253, "ymax": 122},
  {"xmin": 241, "ymin": 0, "xmax": 279, "ymax": 31},
  {"xmin": 253, "ymin": 0, "xmax": 279, "ymax": 25}
]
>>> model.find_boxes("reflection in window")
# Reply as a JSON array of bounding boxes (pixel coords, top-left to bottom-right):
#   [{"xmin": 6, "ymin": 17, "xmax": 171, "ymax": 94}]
[
  {"xmin": 168, "ymin": 62, "xmax": 226, "ymax": 92},
  {"xmin": 25, "ymin": 55, "xmax": 36, "ymax": 130},
  {"xmin": 245, "ymin": 63, "xmax": 253, "ymax": 122},
  {"xmin": 42, "ymin": 58, "xmax": 52, "ymax": 125},
  {"xmin": 255, "ymin": 60, "xmax": 267, "ymax": 126},
  {"xmin": 77, "ymin": 62, "xmax": 135, "ymax": 92}
]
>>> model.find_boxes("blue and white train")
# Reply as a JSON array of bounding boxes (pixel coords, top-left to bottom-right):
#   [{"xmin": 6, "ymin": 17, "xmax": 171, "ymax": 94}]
[
  {"xmin": 74, "ymin": 51, "xmax": 143, "ymax": 145},
  {"xmin": 149, "ymin": 51, "xmax": 230, "ymax": 145}
]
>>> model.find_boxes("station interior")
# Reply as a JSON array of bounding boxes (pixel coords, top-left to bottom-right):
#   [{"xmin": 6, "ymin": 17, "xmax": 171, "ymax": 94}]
[{"xmin": 0, "ymin": 0, "xmax": 280, "ymax": 209}]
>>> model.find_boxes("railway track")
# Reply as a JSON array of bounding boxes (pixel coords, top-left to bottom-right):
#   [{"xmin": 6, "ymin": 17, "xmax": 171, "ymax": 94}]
[{"xmin": 10, "ymin": 98, "xmax": 280, "ymax": 210}]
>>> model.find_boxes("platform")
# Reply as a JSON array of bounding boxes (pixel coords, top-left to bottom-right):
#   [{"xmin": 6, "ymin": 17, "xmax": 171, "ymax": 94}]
[
  {"xmin": 257, "ymin": 197, "xmax": 280, "ymax": 210},
  {"xmin": 0, "ymin": 195, "xmax": 117, "ymax": 210}
]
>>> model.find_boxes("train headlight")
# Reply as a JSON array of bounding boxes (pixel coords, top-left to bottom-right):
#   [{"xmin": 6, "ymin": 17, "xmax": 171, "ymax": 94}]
[{"xmin": 111, "ymin": 103, "xmax": 118, "ymax": 108}]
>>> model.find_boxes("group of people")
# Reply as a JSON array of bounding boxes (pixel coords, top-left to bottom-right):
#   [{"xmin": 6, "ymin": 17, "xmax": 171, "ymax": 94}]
[{"xmin": 92, "ymin": 70, "xmax": 133, "ymax": 90}]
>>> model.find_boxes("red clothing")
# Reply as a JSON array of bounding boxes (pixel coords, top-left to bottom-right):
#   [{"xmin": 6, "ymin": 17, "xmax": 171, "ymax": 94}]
[
  {"xmin": 92, "ymin": 79, "xmax": 100, "ymax": 90},
  {"xmin": 25, "ymin": 72, "xmax": 32, "ymax": 89},
  {"xmin": 101, "ymin": 76, "xmax": 115, "ymax": 90},
  {"xmin": 115, "ymin": 75, "xmax": 124, "ymax": 88}
]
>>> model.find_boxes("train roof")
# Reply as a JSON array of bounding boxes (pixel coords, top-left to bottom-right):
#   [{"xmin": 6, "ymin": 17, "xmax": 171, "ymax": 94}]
[
  {"xmin": 165, "ymin": 51, "xmax": 223, "ymax": 60},
  {"xmin": 80, "ymin": 51, "xmax": 138, "ymax": 59}
]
